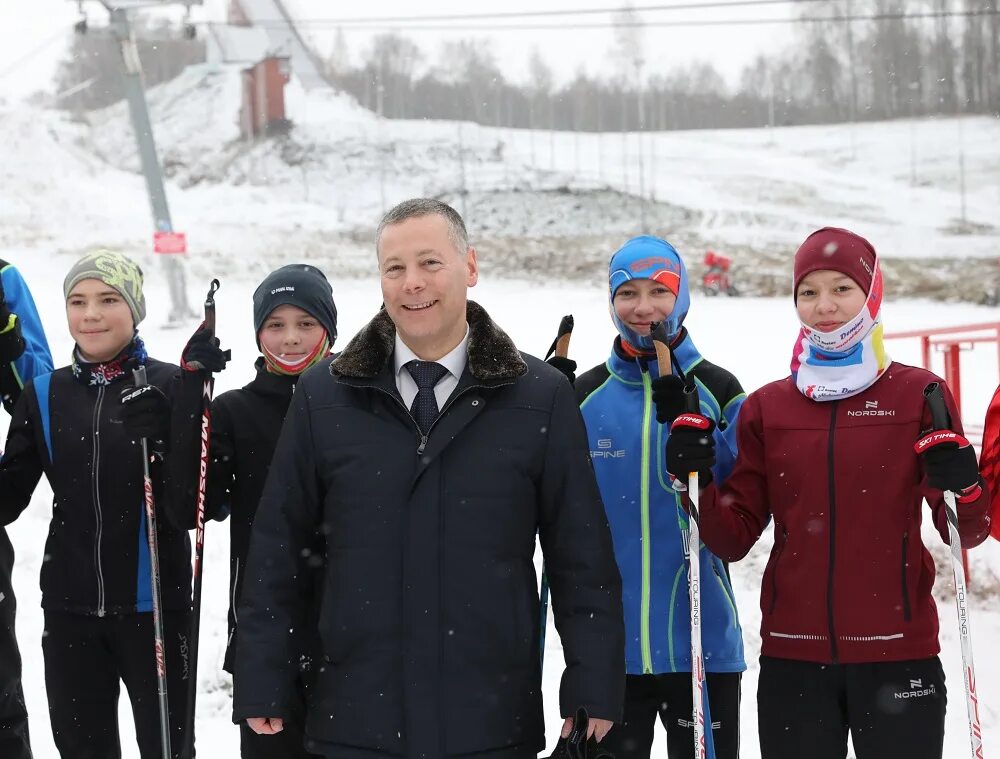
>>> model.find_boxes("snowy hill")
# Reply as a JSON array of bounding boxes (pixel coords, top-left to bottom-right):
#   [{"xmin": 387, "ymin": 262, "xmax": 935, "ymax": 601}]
[{"xmin": 3, "ymin": 63, "xmax": 999, "ymax": 303}]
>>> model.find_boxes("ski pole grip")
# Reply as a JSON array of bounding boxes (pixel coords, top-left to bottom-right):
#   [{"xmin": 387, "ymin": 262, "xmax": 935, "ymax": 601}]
[
  {"xmin": 923, "ymin": 382, "xmax": 952, "ymax": 431},
  {"xmin": 204, "ymin": 279, "xmax": 221, "ymax": 332},
  {"xmin": 554, "ymin": 314, "xmax": 574, "ymax": 359},
  {"xmin": 650, "ymin": 320, "xmax": 672, "ymax": 377},
  {"xmin": 682, "ymin": 381, "xmax": 700, "ymax": 415},
  {"xmin": 133, "ymin": 365, "xmax": 148, "ymax": 389}
]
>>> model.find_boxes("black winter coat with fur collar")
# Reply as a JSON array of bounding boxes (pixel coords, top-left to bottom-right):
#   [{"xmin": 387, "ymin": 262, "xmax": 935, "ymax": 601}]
[{"xmin": 232, "ymin": 301, "xmax": 624, "ymax": 758}]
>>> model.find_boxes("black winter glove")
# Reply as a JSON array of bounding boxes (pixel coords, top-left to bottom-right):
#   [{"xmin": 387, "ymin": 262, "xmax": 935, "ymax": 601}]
[
  {"xmin": 119, "ymin": 383, "xmax": 170, "ymax": 443},
  {"xmin": 547, "ymin": 356, "xmax": 578, "ymax": 386},
  {"xmin": 0, "ymin": 312, "xmax": 25, "ymax": 364},
  {"xmin": 545, "ymin": 737, "xmax": 615, "ymax": 759},
  {"xmin": 666, "ymin": 412, "xmax": 716, "ymax": 490},
  {"xmin": 651, "ymin": 374, "xmax": 687, "ymax": 424},
  {"xmin": 181, "ymin": 322, "xmax": 230, "ymax": 373},
  {"xmin": 544, "ymin": 708, "xmax": 615, "ymax": 759},
  {"xmin": 0, "ymin": 275, "xmax": 24, "ymax": 364},
  {"xmin": 915, "ymin": 429, "xmax": 982, "ymax": 499}
]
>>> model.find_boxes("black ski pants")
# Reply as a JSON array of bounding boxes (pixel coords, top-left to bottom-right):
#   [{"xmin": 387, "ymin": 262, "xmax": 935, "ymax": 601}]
[
  {"xmin": 599, "ymin": 672, "xmax": 742, "ymax": 759},
  {"xmin": 42, "ymin": 609, "xmax": 191, "ymax": 759},
  {"xmin": 239, "ymin": 673, "xmax": 319, "ymax": 759},
  {"xmin": 757, "ymin": 655, "xmax": 947, "ymax": 759},
  {"xmin": 0, "ymin": 529, "xmax": 31, "ymax": 759}
]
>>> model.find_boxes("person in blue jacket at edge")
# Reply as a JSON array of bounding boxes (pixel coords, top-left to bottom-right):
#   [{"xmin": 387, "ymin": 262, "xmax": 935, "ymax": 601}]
[
  {"xmin": 0, "ymin": 258, "xmax": 54, "ymax": 759},
  {"xmin": 550, "ymin": 236, "xmax": 746, "ymax": 759}
]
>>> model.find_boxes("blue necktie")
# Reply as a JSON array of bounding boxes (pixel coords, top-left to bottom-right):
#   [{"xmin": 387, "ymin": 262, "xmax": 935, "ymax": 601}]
[{"xmin": 405, "ymin": 360, "xmax": 449, "ymax": 434}]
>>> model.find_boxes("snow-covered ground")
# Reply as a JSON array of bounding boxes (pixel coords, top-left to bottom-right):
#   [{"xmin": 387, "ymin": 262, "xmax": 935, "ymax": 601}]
[{"xmin": 4, "ymin": 246, "xmax": 1000, "ymax": 757}]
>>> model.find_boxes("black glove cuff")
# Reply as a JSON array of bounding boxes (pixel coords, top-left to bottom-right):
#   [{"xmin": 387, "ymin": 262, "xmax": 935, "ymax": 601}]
[{"xmin": 546, "ymin": 356, "xmax": 577, "ymax": 385}]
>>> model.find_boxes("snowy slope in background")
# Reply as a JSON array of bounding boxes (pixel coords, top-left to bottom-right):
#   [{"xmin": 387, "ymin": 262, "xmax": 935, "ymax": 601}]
[
  {"xmin": 0, "ymin": 62, "xmax": 984, "ymax": 271},
  {"xmin": 3, "ymin": 241, "xmax": 999, "ymax": 757}
]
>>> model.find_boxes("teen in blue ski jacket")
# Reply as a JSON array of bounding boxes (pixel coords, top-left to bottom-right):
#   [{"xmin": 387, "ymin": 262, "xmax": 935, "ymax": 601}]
[
  {"xmin": 0, "ymin": 260, "xmax": 53, "ymax": 412},
  {"xmin": 574, "ymin": 236, "xmax": 746, "ymax": 759},
  {"xmin": 0, "ymin": 258, "xmax": 53, "ymax": 759}
]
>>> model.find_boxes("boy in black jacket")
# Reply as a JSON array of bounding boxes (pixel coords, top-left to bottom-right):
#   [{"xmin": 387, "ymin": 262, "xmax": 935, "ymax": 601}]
[
  {"xmin": 167, "ymin": 264, "xmax": 337, "ymax": 758},
  {"xmin": 0, "ymin": 250, "xmax": 193, "ymax": 758}
]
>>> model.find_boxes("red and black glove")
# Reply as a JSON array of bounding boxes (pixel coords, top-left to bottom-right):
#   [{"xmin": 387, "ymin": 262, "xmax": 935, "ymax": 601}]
[
  {"xmin": 666, "ymin": 413, "xmax": 716, "ymax": 490},
  {"xmin": 914, "ymin": 429, "xmax": 983, "ymax": 503},
  {"xmin": 181, "ymin": 322, "xmax": 230, "ymax": 373}
]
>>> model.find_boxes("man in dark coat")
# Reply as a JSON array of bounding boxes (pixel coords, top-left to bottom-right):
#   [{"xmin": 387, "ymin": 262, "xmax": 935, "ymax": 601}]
[{"xmin": 233, "ymin": 198, "xmax": 625, "ymax": 758}]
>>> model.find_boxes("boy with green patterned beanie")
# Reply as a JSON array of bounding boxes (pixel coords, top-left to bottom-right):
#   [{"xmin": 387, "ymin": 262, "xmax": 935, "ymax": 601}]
[{"xmin": 63, "ymin": 249, "xmax": 146, "ymax": 327}]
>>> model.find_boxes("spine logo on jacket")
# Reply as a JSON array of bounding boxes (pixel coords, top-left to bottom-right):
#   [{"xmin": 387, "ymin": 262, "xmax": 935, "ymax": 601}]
[{"xmin": 590, "ymin": 438, "xmax": 626, "ymax": 458}]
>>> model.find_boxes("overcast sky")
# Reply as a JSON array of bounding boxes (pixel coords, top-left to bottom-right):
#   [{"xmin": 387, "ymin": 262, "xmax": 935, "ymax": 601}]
[{"xmin": 0, "ymin": 0, "xmax": 797, "ymax": 101}]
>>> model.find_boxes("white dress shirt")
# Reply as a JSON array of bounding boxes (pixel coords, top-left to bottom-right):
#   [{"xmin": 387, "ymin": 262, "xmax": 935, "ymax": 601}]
[{"xmin": 393, "ymin": 325, "xmax": 470, "ymax": 412}]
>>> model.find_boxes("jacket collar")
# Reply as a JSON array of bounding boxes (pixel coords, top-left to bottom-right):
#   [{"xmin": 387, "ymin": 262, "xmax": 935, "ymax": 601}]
[
  {"xmin": 607, "ymin": 327, "xmax": 705, "ymax": 382},
  {"xmin": 246, "ymin": 356, "xmax": 298, "ymax": 400},
  {"xmin": 331, "ymin": 300, "xmax": 527, "ymax": 384}
]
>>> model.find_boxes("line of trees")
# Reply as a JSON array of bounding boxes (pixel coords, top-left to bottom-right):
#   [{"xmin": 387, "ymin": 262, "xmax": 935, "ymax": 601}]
[
  {"xmin": 51, "ymin": 1, "xmax": 999, "ymax": 130},
  {"xmin": 327, "ymin": 0, "xmax": 1000, "ymax": 130}
]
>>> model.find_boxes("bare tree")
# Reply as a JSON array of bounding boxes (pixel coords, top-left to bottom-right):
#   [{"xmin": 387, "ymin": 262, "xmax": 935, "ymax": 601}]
[
  {"xmin": 364, "ymin": 33, "xmax": 423, "ymax": 118},
  {"xmin": 326, "ymin": 27, "xmax": 350, "ymax": 80}
]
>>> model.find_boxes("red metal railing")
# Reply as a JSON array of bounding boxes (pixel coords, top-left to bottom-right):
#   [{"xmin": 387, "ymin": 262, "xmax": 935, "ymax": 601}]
[{"xmin": 884, "ymin": 321, "xmax": 1000, "ymax": 586}]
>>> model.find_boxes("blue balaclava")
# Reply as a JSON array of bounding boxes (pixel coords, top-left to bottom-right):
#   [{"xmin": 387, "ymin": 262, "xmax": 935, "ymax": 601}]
[{"xmin": 608, "ymin": 235, "xmax": 690, "ymax": 352}]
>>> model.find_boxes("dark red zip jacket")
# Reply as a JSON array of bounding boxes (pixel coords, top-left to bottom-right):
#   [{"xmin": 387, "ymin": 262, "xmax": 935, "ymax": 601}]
[{"xmin": 699, "ymin": 362, "xmax": 991, "ymax": 664}]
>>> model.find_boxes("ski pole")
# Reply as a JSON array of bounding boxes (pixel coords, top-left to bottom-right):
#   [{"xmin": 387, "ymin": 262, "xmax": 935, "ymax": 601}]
[
  {"xmin": 539, "ymin": 314, "xmax": 574, "ymax": 668},
  {"xmin": 923, "ymin": 382, "xmax": 985, "ymax": 759},
  {"xmin": 130, "ymin": 365, "xmax": 173, "ymax": 759},
  {"xmin": 652, "ymin": 320, "xmax": 710, "ymax": 759},
  {"xmin": 182, "ymin": 278, "xmax": 221, "ymax": 759}
]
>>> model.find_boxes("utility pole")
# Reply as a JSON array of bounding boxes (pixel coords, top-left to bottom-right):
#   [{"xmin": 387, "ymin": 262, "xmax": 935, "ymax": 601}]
[
  {"xmin": 845, "ymin": 0, "xmax": 859, "ymax": 160},
  {"xmin": 377, "ymin": 56, "xmax": 386, "ymax": 214},
  {"xmin": 635, "ymin": 57, "xmax": 647, "ymax": 234},
  {"xmin": 80, "ymin": 0, "xmax": 197, "ymax": 321},
  {"xmin": 457, "ymin": 122, "xmax": 467, "ymax": 221}
]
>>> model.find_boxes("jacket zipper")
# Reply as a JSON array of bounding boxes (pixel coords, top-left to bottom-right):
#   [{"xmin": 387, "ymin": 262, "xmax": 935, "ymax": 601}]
[
  {"xmin": 640, "ymin": 371, "xmax": 654, "ymax": 674},
  {"xmin": 826, "ymin": 401, "xmax": 839, "ymax": 662},
  {"xmin": 769, "ymin": 525, "xmax": 788, "ymax": 615},
  {"xmin": 92, "ymin": 385, "xmax": 106, "ymax": 617},
  {"xmin": 231, "ymin": 557, "xmax": 240, "ymax": 626},
  {"xmin": 901, "ymin": 531, "xmax": 911, "ymax": 622}
]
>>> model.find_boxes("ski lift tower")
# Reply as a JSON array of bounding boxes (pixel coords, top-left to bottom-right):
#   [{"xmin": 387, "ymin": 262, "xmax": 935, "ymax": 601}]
[{"xmin": 72, "ymin": 0, "xmax": 198, "ymax": 322}]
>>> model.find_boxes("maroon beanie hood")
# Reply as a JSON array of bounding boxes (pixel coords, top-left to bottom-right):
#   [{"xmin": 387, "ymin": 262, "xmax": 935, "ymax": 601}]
[{"xmin": 793, "ymin": 227, "xmax": 877, "ymax": 298}]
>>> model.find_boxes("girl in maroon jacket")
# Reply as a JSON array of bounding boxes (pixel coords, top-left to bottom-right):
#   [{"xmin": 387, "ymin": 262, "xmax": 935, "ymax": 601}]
[{"xmin": 664, "ymin": 227, "xmax": 991, "ymax": 759}]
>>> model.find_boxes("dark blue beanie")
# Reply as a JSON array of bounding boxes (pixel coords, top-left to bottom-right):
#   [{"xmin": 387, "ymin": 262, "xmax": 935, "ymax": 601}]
[{"xmin": 253, "ymin": 264, "xmax": 337, "ymax": 346}]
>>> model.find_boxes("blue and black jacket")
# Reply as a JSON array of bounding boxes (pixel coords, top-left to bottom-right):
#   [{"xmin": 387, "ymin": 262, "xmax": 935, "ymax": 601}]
[
  {"xmin": 0, "ymin": 261, "xmax": 53, "ymax": 413},
  {"xmin": 0, "ymin": 357, "xmax": 191, "ymax": 615},
  {"xmin": 576, "ymin": 329, "xmax": 747, "ymax": 675}
]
